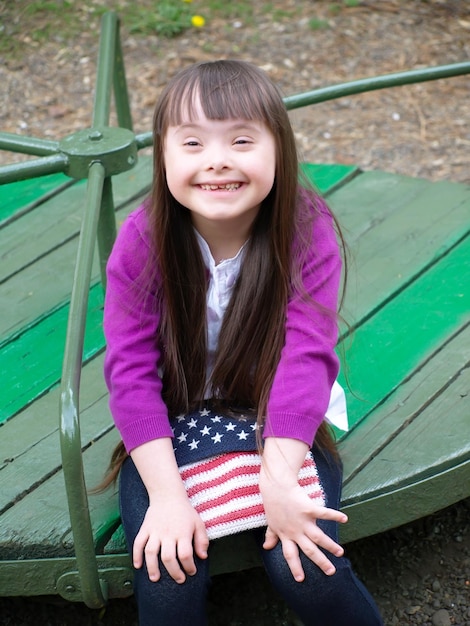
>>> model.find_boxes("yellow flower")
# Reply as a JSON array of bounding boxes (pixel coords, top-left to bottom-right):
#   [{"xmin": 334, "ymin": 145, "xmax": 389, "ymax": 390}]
[
  {"xmin": 191, "ymin": 15, "xmax": 205, "ymax": 28},
  {"xmin": 183, "ymin": 0, "xmax": 193, "ymax": 3}
]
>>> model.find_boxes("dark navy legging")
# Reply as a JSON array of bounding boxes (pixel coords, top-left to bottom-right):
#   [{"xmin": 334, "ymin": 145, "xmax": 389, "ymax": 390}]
[{"xmin": 119, "ymin": 445, "xmax": 383, "ymax": 626}]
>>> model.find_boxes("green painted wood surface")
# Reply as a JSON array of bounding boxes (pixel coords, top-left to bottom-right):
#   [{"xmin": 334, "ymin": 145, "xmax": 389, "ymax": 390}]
[
  {"xmin": 328, "ymin": 171, "xmax": 470, "ymax": 331},
  {"xmin": 337, "ymin": 232, "xmax": 470, "ymax": 431},
  {"xmin": 0, "ymin": 282, "xmax": 104, "ymax": 424},
  {"xmin": 0, "ymin": 158, "xmax": 152, "ymax": 340},
  {"xmin": 340, "ymin": 323, "xmax": 470, "ymax": 488},
  {"xmin": 299, "ymin": 162, "xmax": 358, "ymax": 195},
  {"xmin": 0, "ymin": 354, "xmax": 123, "ymax": 564},
  {"xmin": 0, "ymin": 173, "xmax": 72, "ymax": 223},
  {"xmin": 0, "ymin": 353, "xmax": 111, "ymax": 514}
]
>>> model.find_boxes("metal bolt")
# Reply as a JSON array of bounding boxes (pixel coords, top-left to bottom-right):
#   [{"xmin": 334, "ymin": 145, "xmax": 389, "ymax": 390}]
[
  {"xmin": 65, "ymin": 584, "xmax": 75, "ymax": 593},
  {"xmin": 127, "ymin": 155, "xmax": 136, "ymax": 165},
  {"xmin": 88, "ymin": 130, "xmax": 103, "ymax": 141},
  {"xmin": 123, "ymin": 580, "xmax": 133, "ymax": 589}
]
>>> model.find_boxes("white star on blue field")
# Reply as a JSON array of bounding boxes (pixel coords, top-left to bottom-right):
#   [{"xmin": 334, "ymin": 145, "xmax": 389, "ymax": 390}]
[{"xmin": 172, "ymin": 407, "xmax": 260, "ymax": 465}]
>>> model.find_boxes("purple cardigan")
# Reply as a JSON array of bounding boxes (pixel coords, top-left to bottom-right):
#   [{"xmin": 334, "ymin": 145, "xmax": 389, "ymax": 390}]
[{"xmin": 103, "ymin": 201, "xmax": 341, "ymax": 453}]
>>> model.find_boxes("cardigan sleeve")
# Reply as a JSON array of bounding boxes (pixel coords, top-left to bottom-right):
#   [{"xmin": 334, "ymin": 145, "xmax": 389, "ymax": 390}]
[
  {"xmin": 264, "ymin": 200, "xmax": 342, "ymax": 447},
  {"xmin": 103, "ymin": 205, "xmax": 173, "ymax": 453}
]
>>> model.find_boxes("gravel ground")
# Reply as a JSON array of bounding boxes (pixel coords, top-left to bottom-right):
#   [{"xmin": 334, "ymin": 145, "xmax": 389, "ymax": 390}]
[{"xmin": 1, "ymin": 1, "xmax": 469, "ymax": 624}]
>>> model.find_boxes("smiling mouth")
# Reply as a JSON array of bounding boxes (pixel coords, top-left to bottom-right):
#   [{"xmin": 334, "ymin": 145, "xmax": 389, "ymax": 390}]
[{"xmin": 199, "ymin": 183, "xmax": 242, "ymax": 191}]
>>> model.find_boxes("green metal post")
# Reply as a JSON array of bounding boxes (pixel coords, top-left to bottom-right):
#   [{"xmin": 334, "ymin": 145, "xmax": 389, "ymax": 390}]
[
  {"xmin": 97, "ymin": 176, "xmax": 117, "ymax": 290},
  {"xmin": 60, "ymin": 161, "xmax": 108, "ymax": 609},
  {"xmin": 90, "ymin": 11, "xmax": 130, "ymax": 286},
  {"xmin": 93, "ymin": 12, "xmax": 118, "ymax": 128},
  {"xmin": 113, "ymin": 22, "xmax": 133, "ymax": 131}
]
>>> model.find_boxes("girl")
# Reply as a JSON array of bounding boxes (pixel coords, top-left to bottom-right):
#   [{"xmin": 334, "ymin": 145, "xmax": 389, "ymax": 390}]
[{"xmin": 103, "ymin": 60, "xmax": 383, "ymax": 625}]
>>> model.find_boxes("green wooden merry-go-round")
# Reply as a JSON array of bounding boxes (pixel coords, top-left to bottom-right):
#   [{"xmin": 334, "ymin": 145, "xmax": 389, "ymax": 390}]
[{"xmin": 0, "ymin": 11, "xmax": 469, "ymax": 610}]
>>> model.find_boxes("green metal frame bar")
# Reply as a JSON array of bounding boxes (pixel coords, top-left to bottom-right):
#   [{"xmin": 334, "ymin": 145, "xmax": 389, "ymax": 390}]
[
  {"xmin": 59, "ymin": 163, "xmax": 108, "ymax": 608},
  {"xmin": 0, "ymin": 554, "xmax": 132, "ymax": 600},
  {"xmin": 0, "ymin": 153, "xmax": 69, "ymax": 184},
  {"xmin": 0, "ymin": 132, "xmax": 59, "ymax": 156},
  {"xmin": 283, "ymin": 61, "xmax": 470, "ymax": 110},
  {"xmin": 1, "ymin": 8, "xmax": 470, "ymax": 607}
]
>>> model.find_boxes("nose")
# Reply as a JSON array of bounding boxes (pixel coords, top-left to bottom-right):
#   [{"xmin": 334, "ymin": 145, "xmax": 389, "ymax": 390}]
[
  {"xmin": 205, "ymin": 143, "xmax": 230, "ymax": 171},
  {"xmin": 208, "ymin": 159, "xmax": 228, "ymax": 172}
]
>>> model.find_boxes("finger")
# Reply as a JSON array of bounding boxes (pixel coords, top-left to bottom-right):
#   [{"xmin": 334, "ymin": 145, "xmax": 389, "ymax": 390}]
[
  {"xmin": 132, "ymin": 530, "xmax": 149, "ymax": 570},
  {"xmin": 298, "ymin": 535, "xmax": 338, "ymax": 576},
  {"xmin": 316, "ymin": 533, "xmax": 345, "ymax": 558},
  {"xmin": 160, "ymin": 544, "xmax": 186, "ymax": 584},
  {"xmin": 143, "ymin": 540, "xmax": 162, "ymax": 582},
  {"xmin": 177, "ymin": 538, "xmax": 197, "ymax": 576},
  {"xmin": 281, "ymin": 539, "xmax": 305, "ymax": 582},
  {"xmin": 304, "ymin": 521, "xmax": 345, "ymax": 559},
  {"xmin": 262, "ymin": 526, "xmax": 279, "ymax": 551},
  {"xmin": 313, "ymin": 506, "xmax": 348, "ymax": 525},
  {"xmin": 193, "ymin": 523, "xmax": 209, "ymax": 561}
]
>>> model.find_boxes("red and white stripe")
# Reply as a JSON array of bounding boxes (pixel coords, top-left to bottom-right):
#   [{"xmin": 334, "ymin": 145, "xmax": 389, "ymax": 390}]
[{"xmin": 179, "ymin": 451, "xmax": 325, "ymax": 540}]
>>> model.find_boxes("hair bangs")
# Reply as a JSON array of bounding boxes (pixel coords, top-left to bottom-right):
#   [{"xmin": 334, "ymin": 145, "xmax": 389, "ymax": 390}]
[{"xmin": 157, "ymin": 60, "xmax": 282, "ymax": 133}]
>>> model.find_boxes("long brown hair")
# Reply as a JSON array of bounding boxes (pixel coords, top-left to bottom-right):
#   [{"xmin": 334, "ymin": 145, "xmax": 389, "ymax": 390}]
[{"xmin": 99, "ymin": 60, "xmax": 341, "ymax": 489}]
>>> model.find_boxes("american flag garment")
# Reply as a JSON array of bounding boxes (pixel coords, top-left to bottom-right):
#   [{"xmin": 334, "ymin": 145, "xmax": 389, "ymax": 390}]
[{"xmin": 172, "ymin": 407, "xmax": 325, "ymax": 540}]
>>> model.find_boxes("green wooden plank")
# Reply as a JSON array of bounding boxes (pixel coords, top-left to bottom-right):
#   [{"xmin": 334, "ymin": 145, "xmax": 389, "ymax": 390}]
[
  {"xmin": 337, "ymin": 234, "xmax": 470, "ymax": 431},
  {"xmin": 0, "ymin": 158, "xmax": 151, "ymax": 285},
  {"xmin": 339, "ymin": 370, "xmax": 470, "ymax": 542},
  {"xmin": 0, "ymin": 355, "xmax": 121, "ymax": 540},
  {"xmin": 340, "ymin": 459, "xmax": 470, "ymax": 544},
  {"xmin": 0, "ymin": 159, "xmax": 152, "ymax": 421},
  {"xmin": 0, "ymin": 429, "xmax": 119, "ymax": 559},
  {"xmin": 0, "ymin": 178, "xmax": 87, "ymax": 283},
  {"xmin": 345, "ymin": 367, "xmax": 470, "ymax": 501},
  {"xmin": 330, "ymin": 171, "xmax": 470, "ymax": 328},
  {"xmin": 0, "ymin": 353, "xmax": 111, "ymax": 509},
  {"xmin": 299, "ymin": 162, "xmax": 359, "ymax": 195},
  {"xmin": 0, "ymin": 238, "xmax": 88, "ymax": 339},
  {"xmin": 0, "ymin": 162, "xmax": 151, "ymax": 340},
  {"xmin": 329, "ymin": 170, "xmax": 431, "ymax": 242},
  {"xmin": 0, "ymin": 283, "xmax": 104, "ymax": 424},
  {"xmin": 339, "ymin": 323, "xmax": 470, "ymax": 484},
  {"xmin": 0, "ymin": 173, "xmax": 72, "ymax": 223},
  {"xmin": 0, "ymin": 371, "xmax": 117, "ymax": 558}
]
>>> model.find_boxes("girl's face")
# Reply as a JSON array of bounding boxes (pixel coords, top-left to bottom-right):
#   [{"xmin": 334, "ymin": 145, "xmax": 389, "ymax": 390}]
[{"xmin": 163, "ymin": 97, "xmax": 276, "ymax": 251}]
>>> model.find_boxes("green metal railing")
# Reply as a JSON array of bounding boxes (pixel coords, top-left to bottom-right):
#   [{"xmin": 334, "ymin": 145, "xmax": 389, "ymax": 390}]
[
  {"xmin": 0, "ymin": 9, "xmax": 469, "ymax": 608},
  {"xmin": 58, "ymin": 12, "xmax": 133, "ymax": 608}
]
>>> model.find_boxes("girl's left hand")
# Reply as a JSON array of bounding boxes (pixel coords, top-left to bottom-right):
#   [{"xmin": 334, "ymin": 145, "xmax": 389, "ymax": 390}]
[
  {"xmin": 259, "ymin": 437, "xmax": 347, "ymax": 582},
  {"xmin": 260, "ymin": 480, "xmax": 347, "ymax": 581}
]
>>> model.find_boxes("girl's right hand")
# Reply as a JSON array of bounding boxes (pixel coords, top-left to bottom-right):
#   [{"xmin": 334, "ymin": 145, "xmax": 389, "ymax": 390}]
[
  {"xmin": 133, "ymin": 495, "xmax": 209, "ymax": 584},
  {"xmin": 129, "ymin": 438, "xmax": 209, "ymax": 584}
]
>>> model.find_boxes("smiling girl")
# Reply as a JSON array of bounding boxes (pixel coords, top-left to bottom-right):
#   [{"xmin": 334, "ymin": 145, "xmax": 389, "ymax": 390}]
[{"xmin": 103, "ymin": 60, "xmax": 383, "ymax": 625}]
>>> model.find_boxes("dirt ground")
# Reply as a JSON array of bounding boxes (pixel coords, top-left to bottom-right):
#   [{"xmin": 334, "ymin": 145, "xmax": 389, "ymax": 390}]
[{"xmin": 1, "ymin": 0, "xmax": 469, "ymax": 624}]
